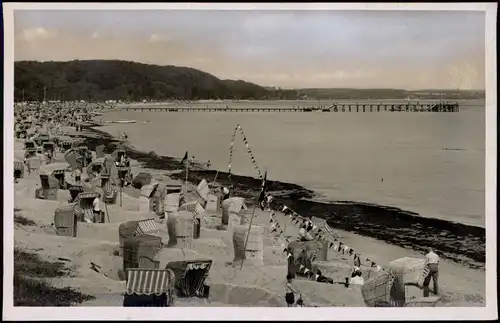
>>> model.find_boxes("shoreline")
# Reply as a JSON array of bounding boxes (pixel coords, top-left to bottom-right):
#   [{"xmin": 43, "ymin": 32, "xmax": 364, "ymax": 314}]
[{"xmin": 81, "ymin": 124, "xmax": 485, "ymax": 270}]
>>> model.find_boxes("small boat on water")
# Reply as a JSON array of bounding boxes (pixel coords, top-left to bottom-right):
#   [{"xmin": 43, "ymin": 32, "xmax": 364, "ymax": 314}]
[{"xmin": 104, "ymin": 120, "xmax": 137, "ymax": 124}]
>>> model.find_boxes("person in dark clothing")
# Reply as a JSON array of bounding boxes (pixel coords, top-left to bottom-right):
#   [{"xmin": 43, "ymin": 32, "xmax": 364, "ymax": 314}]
[
  {"xmin": 306, "ymin": 221, "xmax": 314, "ymax": 232},
  {"xmin": 285, "ymin": 274, "xmax": 299, "ymax": 307},
  {"xmin": 316, "ymin": 269, "xmax": 334, "ymax": 284}
]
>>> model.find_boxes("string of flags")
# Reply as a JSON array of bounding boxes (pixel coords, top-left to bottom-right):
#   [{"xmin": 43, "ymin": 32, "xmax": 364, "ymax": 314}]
[
  {"xmin": 225, "ymin": 125, "xmax": 383, "ymax": 274},
  {"xmin": 268, "ymin": 211, "xmax": 322, "ymax": 281},
  {"xmin": 228, "ymin": 124, "xmax": 263, "ymax": 183},
  {"xmin": 268, "ymin": 203, "xmax": 384, "ymax": 274}
]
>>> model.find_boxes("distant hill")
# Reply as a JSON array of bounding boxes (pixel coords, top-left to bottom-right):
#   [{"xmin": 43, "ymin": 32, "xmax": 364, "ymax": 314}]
[
  {"xmin": 14, "ymin": 60, "xmax": 485, "ymax": 102},
  {"xmin": 295, "ymin": 88, "xmax": 485, "ymax": 100},
  {"xmin": 14, "ymin": 60, "xmax": 271, "ymax": 102}
]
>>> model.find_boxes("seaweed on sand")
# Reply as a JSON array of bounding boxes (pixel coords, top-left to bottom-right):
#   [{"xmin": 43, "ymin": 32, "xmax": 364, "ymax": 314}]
[
  {"xmin": 14, "ymin": 209, "xmax": 36, "ymax": 226},
  {"xmin": 13, "ymin": 248, "xmax": 95, "ymax": 306}
]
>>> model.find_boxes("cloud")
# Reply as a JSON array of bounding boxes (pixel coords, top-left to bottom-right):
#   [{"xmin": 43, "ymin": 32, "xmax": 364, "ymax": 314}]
[
  {"xmin": 21, "ymin": 27, "xmax": 54, "ymax": 42},
  {"xmin": 13, "ymin": 10, "xmax": 486, "ymax": 89},
  {"xmin": 148, "ymin": 33, "xmax": 168, "ymax": 43},
  {"xmin": 148, "ymin": 33, "xmax": 160, "ymax": 42}
]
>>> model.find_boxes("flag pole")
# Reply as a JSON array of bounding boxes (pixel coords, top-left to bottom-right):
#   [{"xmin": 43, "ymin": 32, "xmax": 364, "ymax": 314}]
[
  {"xmin": 120, "ymin": 179, "xmax": 123, "ymax": 207},
  {"xmin": 240, "ymin": 195, "xmax": 259, "ymax": 270},
  {"xmin": 240, "ymin": 171, "xmax": 266, "ymax": 270},
  {"xmin": 185, "ymin": 158, "xmax": 188, "ymax": 197}
]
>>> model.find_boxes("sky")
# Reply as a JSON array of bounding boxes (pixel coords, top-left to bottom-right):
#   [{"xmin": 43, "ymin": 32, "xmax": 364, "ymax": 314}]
[{"xmin": 14, "ymin": 10, "xmax": 486, "ymax": 90}]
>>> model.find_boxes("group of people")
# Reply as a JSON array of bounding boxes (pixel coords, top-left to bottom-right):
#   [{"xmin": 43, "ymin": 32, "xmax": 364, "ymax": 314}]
[{"xmin": 284, "ymin": 214, "xmax": 441, "ymax": 306}]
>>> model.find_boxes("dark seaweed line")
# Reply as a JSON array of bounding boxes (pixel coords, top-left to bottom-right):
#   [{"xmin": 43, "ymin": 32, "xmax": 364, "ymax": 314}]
[{"xmin": 80, "ymin": 125, "xmax": 485, "ymax": 270}]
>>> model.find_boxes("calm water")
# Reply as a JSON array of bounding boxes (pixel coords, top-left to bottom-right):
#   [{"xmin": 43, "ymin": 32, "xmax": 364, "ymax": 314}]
[{"xmin": 101, "ymin": 100, "xmax": 485, "ymax": 227}]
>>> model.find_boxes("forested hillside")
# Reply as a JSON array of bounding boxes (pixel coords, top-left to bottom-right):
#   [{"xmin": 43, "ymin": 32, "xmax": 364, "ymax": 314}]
[{"xmin": 14, "ymin": 60, "xmax": 274, "ymax": 101}]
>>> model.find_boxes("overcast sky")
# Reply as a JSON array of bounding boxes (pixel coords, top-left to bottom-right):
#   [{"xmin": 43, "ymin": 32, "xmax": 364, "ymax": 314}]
[{"xmin": 14, "ymin": 10, "xmax": 485, "ymax": 90}]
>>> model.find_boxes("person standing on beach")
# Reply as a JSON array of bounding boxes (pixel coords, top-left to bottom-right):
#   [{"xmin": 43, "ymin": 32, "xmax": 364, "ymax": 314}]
[
  {"xmin": 285, "ymin": 274, "xmax": 300, "ymax": 307},
  {"xmin": 423, "ymin": 247, "xmax": 440, "ymax": 296},
  {"xmin": 74, "ymin": 167, "xmax": 82, "ymax": 185},
  {"xmin": 221, "ymin": 186, "xmax": 230, "ymax": 201},
  {"xmin": 92, "ymin": 193, "xmax": 102, "ymax": 223}
]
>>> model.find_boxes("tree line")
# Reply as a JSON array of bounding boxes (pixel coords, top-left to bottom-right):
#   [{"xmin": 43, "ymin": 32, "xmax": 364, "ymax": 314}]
[
  {"xmin": 14, "ymin": 60, "xmax": 484, "ymax": 102},
  {"xmin": 14, "ymin": 60, "xmax": 299, "ymax": 102}
]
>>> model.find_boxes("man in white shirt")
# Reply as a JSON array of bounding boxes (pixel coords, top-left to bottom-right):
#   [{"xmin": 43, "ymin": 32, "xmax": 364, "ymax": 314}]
[
  {"xmin": 423, "ymin": 247, "xmax": 440, "ymax": 296},
  {"xmin": 350, "ymin": 271, "xmax": 365, "ymax": 286},
  {"xmin": 92, "ymin": 193, "xmax": 101, "ymax": 223}
]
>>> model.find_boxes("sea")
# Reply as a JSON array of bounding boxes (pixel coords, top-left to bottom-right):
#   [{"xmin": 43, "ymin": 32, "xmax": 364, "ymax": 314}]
[{"xmin": 99, "ymin": 99, "xmax": 485, "ymax": 228}]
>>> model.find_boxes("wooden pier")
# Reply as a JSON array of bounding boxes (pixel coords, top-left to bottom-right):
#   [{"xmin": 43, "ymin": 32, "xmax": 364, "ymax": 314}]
[{"xmin": 120, "ymin": 102, "xmax": 460, "ymax": 113}]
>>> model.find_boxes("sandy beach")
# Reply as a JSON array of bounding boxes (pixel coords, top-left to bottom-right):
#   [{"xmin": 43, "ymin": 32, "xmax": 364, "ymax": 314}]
[{"xmin": 12, "ymin": 122, "xmax": 485, "ymax": 307}]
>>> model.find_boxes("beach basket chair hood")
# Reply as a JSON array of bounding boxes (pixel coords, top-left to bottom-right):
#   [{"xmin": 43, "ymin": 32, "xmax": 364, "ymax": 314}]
[
  {"xmin": 123, "ymin": 268, "xmax": 176, "ymax": 307},
  {"xmin": 14, "ymin": 161, "xmax": 25, "ymax": 179},
  {"xmin": 165, "ymin": 260, "xmax": 212, "ymax": 298},
  {"xmin": 74, "ymin": 192, "xmax": 99, "ymax": 222},
  {"xmin": 96, "ymin": 144, "xmax": 106, "ymax": 159},
  {"xmin": 132, "ymin": 172, "xmax": 153, "ymax": 189}
]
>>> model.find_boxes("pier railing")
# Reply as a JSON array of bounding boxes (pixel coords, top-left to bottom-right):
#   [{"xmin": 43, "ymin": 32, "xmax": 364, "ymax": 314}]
[{"xmin": 119, "ymin": 101, "xmax": 460, "ymax": 113}]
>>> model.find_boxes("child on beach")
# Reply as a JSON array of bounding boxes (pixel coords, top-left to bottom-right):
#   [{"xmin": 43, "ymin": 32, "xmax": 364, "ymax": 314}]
[{"xmin": 285, "ymin": 274, "xmax": 300, "ymax": 307}]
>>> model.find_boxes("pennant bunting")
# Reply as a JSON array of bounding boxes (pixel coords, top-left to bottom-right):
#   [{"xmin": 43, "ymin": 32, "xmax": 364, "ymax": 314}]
[{"xmin": 354, "ymin": 254, "xmax": 361, "ymax": 267}]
